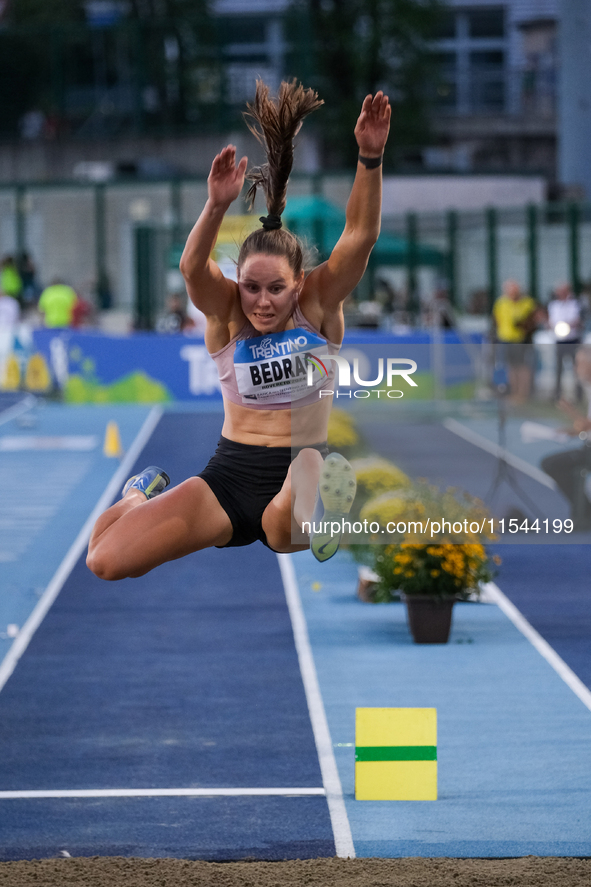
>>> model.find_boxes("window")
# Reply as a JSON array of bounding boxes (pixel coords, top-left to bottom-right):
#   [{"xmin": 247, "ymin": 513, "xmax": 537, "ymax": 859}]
[
  {"xmin": 221, "ymin": 17, "xmax": 267, "ymax": 44},
  {"xmin": 433, "ymin": 11, "xmax": 456, "ymax": 40},
  {"xmin": 431, "ymin": 6, "xmax": 507, "ymax": 115},
  {"xmin": 467, "ymin": 9, "xmax": 504, "ymax": 39},
  {"xmin": 470, "ymin": 51, "xmax": 505, "ymax": 111}
]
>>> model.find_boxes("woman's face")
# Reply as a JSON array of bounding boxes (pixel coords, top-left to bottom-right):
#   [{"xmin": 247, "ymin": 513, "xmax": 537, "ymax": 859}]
[{"xmin": 237, "ymin": 253, "xmax": 304, "ymax": 334}]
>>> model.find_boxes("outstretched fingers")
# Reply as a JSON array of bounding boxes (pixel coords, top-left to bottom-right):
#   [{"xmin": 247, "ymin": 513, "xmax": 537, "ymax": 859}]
[
  {"xmin": 365, "ymin": 91, "xmax": 390, "ymax": 120},
  {"xmin": 211, "ymin": 145, "xmax": 247, "ymax": 176},
  {"xmin": 208, "ymin": 146, "xmax": 249, "ymax": 205},
  {"xmin": 355, "ymin": 91, "xmax": 391, "ymax": 156}
]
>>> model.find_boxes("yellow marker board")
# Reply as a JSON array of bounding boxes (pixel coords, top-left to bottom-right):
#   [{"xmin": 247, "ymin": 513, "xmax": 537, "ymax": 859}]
[{"xmin": 355, "ymin": 707, "xmax": 437, "ymax": 801}]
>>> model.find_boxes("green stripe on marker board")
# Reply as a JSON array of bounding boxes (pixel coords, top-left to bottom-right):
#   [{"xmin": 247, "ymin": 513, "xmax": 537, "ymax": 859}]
[{"xmin": 355, "ymin": 746, "xmax": 437, "ymax": 762}]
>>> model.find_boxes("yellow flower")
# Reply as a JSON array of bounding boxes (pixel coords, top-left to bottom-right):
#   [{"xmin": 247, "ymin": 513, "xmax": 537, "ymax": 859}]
[
  {"xmin": 350, "ymin": 457, "xmax": 410, "ymax": 494},
  {"xmin": 360, "ymin": 491, "xmax": 411, "ymax": 525},
  {"xmin": 327, "ymin": 409, "xmax": 359, "ymax": 447}
]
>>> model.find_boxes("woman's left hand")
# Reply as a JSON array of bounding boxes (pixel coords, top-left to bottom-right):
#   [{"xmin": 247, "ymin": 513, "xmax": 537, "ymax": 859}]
[{"xmin": 354, "ymin": 92, "xmax": 391, "ymax": 158}]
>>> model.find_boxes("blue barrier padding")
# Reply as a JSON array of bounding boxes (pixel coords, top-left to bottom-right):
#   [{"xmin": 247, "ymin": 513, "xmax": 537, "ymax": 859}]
[
  {"xmin": 0, "ymin": 410, "xmax": 334, "ymax": 860},
  {"xmin": 293, "ymin": 550, "xmax": 591, "ymax": 858}
]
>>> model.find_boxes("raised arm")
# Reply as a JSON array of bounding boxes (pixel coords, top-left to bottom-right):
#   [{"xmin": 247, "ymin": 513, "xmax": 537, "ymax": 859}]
[
  {"xmin": 303, "ymin": 92, "xmax": 391, "ymax": 320},
  {"xmin": 179, "ymin": 145, "xmax": 248, "ymax": 321}
]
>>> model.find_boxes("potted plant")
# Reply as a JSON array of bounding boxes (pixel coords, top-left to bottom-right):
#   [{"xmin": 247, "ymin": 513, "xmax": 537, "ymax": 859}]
[
  {"xmin": 354, "ymin": 479, "xmax": 499, "ymax": 641},
  {"xmin": 372, "ymin": 542, "xmax": 498, "ymax": 643}
]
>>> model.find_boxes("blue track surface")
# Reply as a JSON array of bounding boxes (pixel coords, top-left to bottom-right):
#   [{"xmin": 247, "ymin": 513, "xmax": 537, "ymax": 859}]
[
  {"xmin": 293, "ymin": 550, "xmax": 591, "ymax": 858},
  {"xmin": 362, "ymin": 418, "xmax": 572, "ymax": 530},
  {"xmin": 1, "ymin": 403, "xmax": 590, "ymax": 860},
  {"xmin": 359, "ymin": 413, "xmax": 591, "ymax": 687},
  {"xmin": 0, "ymin": 402, "xmax": 152, "ymax": 662},
  {"xmin": 0, "ymin": 409, "xmax": 333, "ymax": 861},
  {"xmin": 492, "ymin": 545, "xmax": 591, "ymax": 691}
]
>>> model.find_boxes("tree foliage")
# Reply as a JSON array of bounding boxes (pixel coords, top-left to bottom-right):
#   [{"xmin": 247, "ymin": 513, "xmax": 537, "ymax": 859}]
[{"xmin": 288, "ymin": 0, "xmax": 442, "ymax": 168}]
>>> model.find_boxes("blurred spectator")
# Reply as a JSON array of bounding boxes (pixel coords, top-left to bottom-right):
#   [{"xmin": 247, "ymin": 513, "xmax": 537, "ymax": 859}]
[
  {"xmin": 0, "ymin": 292, "xmax": 20, "ymax": 330},
  {"xmin": 547, "ymin": 282, "xmax": 583, "ymax": 401},
  {"xmin": 17, "ymin": 252, "xmax": 40, "ymax": 307},
  {"xmin": 424, "ymin": 286, "xmax": 454, "ymax": 329},
  {"xmin": 492, "ymin": 279, "xmax": 539, "ymax": 403},
  {"xmin": 38, "ymin": 280, "xmax": 78, "ymax": 328},
  {"xmin": 0, "ymin": 257, "xmax": 23, "ymax": 303},
  {"xmin": 157, "ymin": 293, "xmax": 196, "ymax": 334},
  {"xmin": 71, "ymin": 296, "xmax": 95, "ymax": 328}
]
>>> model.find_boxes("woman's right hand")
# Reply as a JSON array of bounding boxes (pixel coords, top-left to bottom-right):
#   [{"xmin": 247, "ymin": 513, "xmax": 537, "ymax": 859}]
[{"xmin": 208, "ymin": 145, "xmax": 248, "ymax": 208}]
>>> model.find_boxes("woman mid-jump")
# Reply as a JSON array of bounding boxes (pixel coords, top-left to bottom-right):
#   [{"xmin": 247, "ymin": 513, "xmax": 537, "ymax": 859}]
[{"xmin": 87, "ymin": 81, "xmax": 391, "ymax": 581}]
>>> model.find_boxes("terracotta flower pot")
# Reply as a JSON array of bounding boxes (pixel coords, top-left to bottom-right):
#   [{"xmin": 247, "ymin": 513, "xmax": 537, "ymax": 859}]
[{"xmin": 402, "ymin": 594, "xmax": 456, "ymax": 644}]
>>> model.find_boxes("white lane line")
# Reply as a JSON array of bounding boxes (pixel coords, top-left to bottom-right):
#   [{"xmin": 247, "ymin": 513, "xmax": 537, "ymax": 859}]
[
  {"xmin": 443, "ymin": 417, "xmax": 557, "ymax": 490},
  {"xmin": 277, "ymin": 553, "xmax": 355, "ymax": 860},
  {"xmin": 0, "ymin": 788, "xmax": 326, "ymax": 800},
  {"xmin": 0, "ymin": 435, "xmax": 98, "ymax": 451},
  {"xmin": 484, "ymin": 581, "xmax": 591, "ymax": 713},
  {"xmin": 0, "ymin": 394, "xmax": 36, "ymax": 428},
  {"xmin": 0, "ymin": 406, "xmax": 164, "ymax": 695}
]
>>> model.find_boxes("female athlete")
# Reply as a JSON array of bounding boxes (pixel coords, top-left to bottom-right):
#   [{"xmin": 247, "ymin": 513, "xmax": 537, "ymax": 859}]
[{"xmin": 87, "ymin": 80, "xmax": 390, "ymax": 581}]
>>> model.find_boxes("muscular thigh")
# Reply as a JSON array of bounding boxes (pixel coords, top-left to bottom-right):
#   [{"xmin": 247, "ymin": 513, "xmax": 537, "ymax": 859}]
[{"xmin": 116, "ymin": 477, "xmax": 233, "ymax": 577}]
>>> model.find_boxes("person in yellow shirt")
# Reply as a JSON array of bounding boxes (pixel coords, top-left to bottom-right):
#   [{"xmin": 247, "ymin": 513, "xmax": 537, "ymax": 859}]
[
  {"xmin": 38, "ymin": 280, "xmax": 78, "ymax": 328},
  {"xmin": 492, "ymin": 279, "xmax": 538, "ymax": 402}
]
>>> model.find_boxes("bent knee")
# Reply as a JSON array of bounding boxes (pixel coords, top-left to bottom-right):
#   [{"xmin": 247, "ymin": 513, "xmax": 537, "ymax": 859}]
[
  {"xmin": 86, "ymin": 549, "xmax": 129, "ymax": 582},
  {"xmin": 294, "ymin": 447, "xmax": 324, "ymax": 469}
]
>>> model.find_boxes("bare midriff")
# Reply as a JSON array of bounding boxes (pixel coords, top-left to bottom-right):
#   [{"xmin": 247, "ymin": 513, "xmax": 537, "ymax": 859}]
[{"xmin": 221, "ymin": 396, "xmax": 332, "ymax": 447}]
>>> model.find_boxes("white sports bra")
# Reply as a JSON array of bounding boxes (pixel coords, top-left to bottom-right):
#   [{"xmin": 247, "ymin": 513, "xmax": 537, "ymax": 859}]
[{"xmin": 210, "ymin": 303, "xmax": 340, "ymax": 410}]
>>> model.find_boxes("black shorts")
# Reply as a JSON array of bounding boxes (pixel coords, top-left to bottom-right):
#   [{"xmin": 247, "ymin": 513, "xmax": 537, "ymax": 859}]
[{"xmin": 198, "ymin": 436, "xmax": 329, "ymax": 549}]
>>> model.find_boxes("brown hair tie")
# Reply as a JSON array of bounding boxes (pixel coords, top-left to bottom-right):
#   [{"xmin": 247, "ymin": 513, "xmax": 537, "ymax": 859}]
[{"xmin": 260, "ymin": 213, "xmax": 283, "ymax": 230}]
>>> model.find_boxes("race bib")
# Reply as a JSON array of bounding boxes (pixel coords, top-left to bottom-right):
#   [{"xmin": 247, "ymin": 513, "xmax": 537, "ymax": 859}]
[{"xmin": 234, "ymin": 327, "xmax": 332, "ymax": 404}]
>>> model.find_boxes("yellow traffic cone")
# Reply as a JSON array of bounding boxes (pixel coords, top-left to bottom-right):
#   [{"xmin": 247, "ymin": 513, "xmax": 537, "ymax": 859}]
[
  {"xmin": 25, "ymin": 353, "xmax": 52, "ymax": 393},
  {"xmin": 1, "ymin": 354, "xmax": 21, "ymax": 391},
  {"xmin": 103, "ymin": 420, "xmax": 123, "ymax": 458}
]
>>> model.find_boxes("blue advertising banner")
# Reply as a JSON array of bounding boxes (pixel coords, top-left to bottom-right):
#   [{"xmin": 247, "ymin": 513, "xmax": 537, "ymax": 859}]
[{"xmin": 28, "ymin": 329, "xmax": 480, "ymax": 404}]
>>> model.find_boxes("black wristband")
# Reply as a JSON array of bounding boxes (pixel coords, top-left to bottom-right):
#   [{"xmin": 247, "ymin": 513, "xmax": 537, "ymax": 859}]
[{"xmin": 358, "ymin": 153, "xmax": 383, "ymax": 169}]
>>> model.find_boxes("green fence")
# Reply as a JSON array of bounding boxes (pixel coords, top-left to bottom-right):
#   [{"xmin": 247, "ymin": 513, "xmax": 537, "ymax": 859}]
[{"xmin": 2, "ymin": 174, "xmax": 591, "ymax": 327}]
